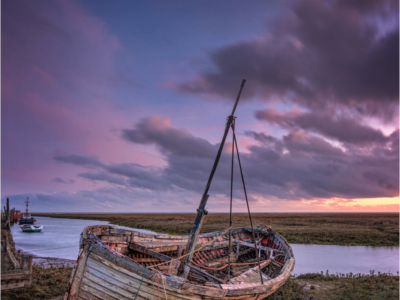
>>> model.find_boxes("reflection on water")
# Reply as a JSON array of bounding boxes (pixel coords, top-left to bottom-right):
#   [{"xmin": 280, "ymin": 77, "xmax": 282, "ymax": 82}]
[{"xmin": 11, "ymin": 217, "xmax": 399, "ymax": 274}]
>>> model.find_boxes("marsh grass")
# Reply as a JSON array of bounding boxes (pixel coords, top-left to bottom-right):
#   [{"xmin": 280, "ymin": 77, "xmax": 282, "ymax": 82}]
[
  {"xmin": 267, "ymin": 272, "xmax": 399, "ymax": 300},
  {"xmin": 285, "ymin": 271, "xmax": 400, "ymax": 300},
  {"xmin": 1, "ymin": 266, "xmax": 397, "ymax": 300},
  {"xmin": 35, "ymin": 213, "xmax": 399, "ymax": 246},
  {"xmin": 1, "ymin": 266, "xmax": 72, "ymax": 300}
]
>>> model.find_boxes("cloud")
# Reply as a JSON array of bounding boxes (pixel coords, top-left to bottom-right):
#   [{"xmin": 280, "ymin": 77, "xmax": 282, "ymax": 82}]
[
  {"xmin": 54, "ymin": 155, "xmax": 104, "ymax": 168},
  {"xmin": 177, "ymin": 0, "xmax": 399, "ymax": 120},
  {"xmin": 51, "ymin": 178, "xmax": 66, "ymax": 184},
  {"xmin": 54, "ymin": 116, "xmax": 399, "ymax": 205},
  {"xmin": 122, "ymin": 116, "xmax": 216, "ymax": 158},
  {"xmin": 1, "ymin": 0, "xmax": 137, "ymax": 196},
  {"xmin": 78, "ymin": 173, "xmax": 127, "ymax": 186},
  {"xmin": 1, "ymin": 187, "xmax": 202, "ymax": 213},
  {"xmin": 255, "ymin": 109, "xmax": 388, "ymax": 145}
]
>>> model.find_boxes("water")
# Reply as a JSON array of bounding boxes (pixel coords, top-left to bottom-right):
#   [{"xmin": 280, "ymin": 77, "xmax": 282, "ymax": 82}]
[
  {"xmin": 10, "ymin": 216, "xmax": 155, "ymax": 261},
  {"xmin": 291, "ymin": 244, "xmax": 399, "ymax": 275},
  {"xmin": 11, "ymin": 217, "xmax": 399, "ymax": 275}
]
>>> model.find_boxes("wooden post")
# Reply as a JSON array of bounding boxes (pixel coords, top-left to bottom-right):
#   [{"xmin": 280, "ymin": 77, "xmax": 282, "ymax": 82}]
[{"xmin": 6, "ymin": 198, "xmax": 10, "ymax": 229}]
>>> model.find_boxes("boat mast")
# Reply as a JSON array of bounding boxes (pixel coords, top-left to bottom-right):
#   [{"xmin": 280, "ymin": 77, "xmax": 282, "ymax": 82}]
[
  {"xmin": 25, "ymin": 197, "xmax": 29, "ymax": 214},
  {"xmin": 182, "ymin": 79, "xmax": 246, "ymax": 277}
]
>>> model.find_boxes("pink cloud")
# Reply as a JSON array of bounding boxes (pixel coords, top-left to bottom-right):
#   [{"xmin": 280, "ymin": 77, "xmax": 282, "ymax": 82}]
[{"xmin": 1, "ymin": 0, "xmax": 165, "ymax": 196}]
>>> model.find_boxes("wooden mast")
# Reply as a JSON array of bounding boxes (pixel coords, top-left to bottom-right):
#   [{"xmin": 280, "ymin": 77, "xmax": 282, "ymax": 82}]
[{"xmin": 182, "ymin": 79, "xmax": 246, "ymax": 278}]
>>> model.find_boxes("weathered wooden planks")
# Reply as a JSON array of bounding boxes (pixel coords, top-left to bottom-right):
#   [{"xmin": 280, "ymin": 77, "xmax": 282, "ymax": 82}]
[
  {"xmin": 186, "ymin": 264, "xmax": 226, "ymax": 284},
  {"xmin": 68, "ymin": 244, "xmax": 91, "ymax": 299},
  {"xmin": 129, "ymin": 242, "xmax": 172, "ymax": 262},
  {"xmin": 100, "ymin": 235, "xmax": 129, "ymax": 243},
  {"xmin": 1, "ymin": 269, "xmax": 31, "ymax": 281},
  {"xmin": 66, "ymin": 225, "xmax": 295, "ymax": 300},
  {"xmin": 1, "ymin": 280, "xmax": 27, "ymax": 290},
  {"xmin": 168, "ymin": 245, "xmax": 182, "ymax": 275},
  {"xmin": 85, "ymin": 254, "xmax": 197, "ymax": 300},
  {"xmin": 228, "ymin": 260, "xmax": 272, "ymax": 285},
  {"xmin": 221, "ymin": 258, "xmax": 295, "ymax": 297}
]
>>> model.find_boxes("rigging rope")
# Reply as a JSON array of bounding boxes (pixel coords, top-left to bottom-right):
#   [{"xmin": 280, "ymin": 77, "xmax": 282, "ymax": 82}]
[
  {"xmin": 133, "ymin": 266, "xmax": 147, "ymax": 300},
  {"xmin": 233, "ymin": 129, "xmax": 264, "ymax": 284},
  {"xmin": 192, "ymin": 258, "xmax": 271, "ymax": 271}
]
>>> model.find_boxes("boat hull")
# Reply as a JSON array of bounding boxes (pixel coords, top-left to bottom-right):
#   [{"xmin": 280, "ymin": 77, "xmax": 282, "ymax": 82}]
[
  {"xmin": 18, "ymin": 219, "xmax": 35, "ymax": 225},
  {"xmin": 65, "ymin": 225, "xmax": 295, "ymax": 299},
  {"xmin": 20, "ymin": 225, "xmax": 43, "ymax": 232}
]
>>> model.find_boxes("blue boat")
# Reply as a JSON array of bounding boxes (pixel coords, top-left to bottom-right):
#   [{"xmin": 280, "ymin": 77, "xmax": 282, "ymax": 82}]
[{"xmin": 20, "ymin": 224, "xmax": 44, "ymax": 232}]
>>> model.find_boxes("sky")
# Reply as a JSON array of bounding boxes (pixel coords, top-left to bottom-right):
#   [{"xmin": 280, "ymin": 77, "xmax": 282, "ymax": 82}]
[{"xmin": 2, "ymin": 0, "xmax": 399, "ymax": 213}]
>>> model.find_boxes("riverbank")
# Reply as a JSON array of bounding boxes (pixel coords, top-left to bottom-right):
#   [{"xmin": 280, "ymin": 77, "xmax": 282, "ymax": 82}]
[
  {"xmin": 35, "ymin": 212, "xmax": 399, "ymax": 246},
  {"xmin": 1, "ymin": 267, "xmax": 398, "ymax": 300}
]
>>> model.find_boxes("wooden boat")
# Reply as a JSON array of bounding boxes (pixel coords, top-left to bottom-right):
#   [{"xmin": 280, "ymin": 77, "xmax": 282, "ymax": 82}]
[
  {"xmin": 65, "ymin": 80, "xmax": 295, "ymax": 299},
  {"xmin": 20, "ymin": 224, "xmax": 44, "ymax": 232},
  {"xmin": 64, "ymin": 225, "xmax": 294, "ymax": 299}
]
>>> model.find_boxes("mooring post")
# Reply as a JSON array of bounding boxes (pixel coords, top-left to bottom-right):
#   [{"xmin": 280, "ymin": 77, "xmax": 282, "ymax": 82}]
[{"xmin": 6, "ymin": 198, "xmax": 10, "ymax": 229}]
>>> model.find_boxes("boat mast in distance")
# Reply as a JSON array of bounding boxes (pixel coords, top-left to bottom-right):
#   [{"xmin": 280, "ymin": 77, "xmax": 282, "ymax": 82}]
[
  {"xmin": 25, "ymin": 197, "xmax": 29, "ymax": 214},
  {"xmin": 182, "ymin": 79, "xmax": 246, "ymax": 278}
]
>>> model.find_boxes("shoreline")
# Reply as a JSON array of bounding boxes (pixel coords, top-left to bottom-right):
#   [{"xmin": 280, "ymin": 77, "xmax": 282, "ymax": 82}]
[
  {"xmin": 16, "ymin": 248, "xmax": 76, "ymax": 268},
  {"xmin": 2, "ymin": 220, "xmax": 398, "ymax": 300},
  {"xmin": 33, "ymin": 212, "xmax": 399, "ymax": 246}
]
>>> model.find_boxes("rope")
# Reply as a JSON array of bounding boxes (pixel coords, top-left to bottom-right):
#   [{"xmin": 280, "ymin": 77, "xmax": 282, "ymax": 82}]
[
  {"xmin": 233, "ymin": 131, "xmax": 264, "ymax": 284},
  {"xmin": 134, "ymin": 266, "xmax": 147, "ymax": 300},
  {"xmin": 162, "ymin": 276, "xmax": 168, "ymax": 300},
  {"xmin": 192, "ymin": 259, "xmax": 271, "ymax": 271}
]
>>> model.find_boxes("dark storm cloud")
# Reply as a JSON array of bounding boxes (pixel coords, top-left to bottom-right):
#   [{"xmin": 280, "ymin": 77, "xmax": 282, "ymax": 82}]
[
  {"xmin": 56, "ymin": 117, "xmax": 399, "ymax": 202},
  {"xmin": 54, "ymin": 155, "xmax": 104, "ymax": 168},
  {"xmin": 122, "ymin": 116, "xmax": 215, "ymax": 158},
  {"xmin": 255, "ymin": 109, "xmax": 388, "ymax": 145},
  {"xmin": 177, "ymin": 0, "xmax": 399, "ymax": 119}
]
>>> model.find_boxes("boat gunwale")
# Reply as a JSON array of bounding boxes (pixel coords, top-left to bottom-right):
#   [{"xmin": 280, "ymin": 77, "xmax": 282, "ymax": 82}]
[{"xmin": 71, "ymin": 224, "xmax": 295, "ymax": 298}]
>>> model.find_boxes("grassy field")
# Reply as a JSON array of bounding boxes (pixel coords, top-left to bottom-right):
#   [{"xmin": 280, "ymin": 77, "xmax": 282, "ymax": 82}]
[
  {"xmin": 1, "ymin": 267, "xmax": 398, "ymax": 300},
  {"xmin": 34, "ymin": 212, "xmax": 399, "ymax": 246},
  {"xmin": 269, "ymin": 272, "xmax": 399, "ymax": 300},
  {"xmin": 1, "ymin": 266, "xmax": 73, "ymax": 300}
]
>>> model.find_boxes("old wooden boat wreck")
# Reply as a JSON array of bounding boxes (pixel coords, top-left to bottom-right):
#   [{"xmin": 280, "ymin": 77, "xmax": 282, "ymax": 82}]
[{"xmin": 65, "ymin": 79, "xmax": 295, "ymax": 300}]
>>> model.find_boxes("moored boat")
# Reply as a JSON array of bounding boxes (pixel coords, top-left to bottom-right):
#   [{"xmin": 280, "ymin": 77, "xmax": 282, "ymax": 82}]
[
  {"xmin": 20, "ymin": 224, "xmax": 44, "ymax": 232},
  {"xmin": 18, "ymin": 197, "xmax": 37, "ymax": 225}
]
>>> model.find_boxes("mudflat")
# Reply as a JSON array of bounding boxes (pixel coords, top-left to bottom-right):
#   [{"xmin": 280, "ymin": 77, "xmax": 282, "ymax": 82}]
[{"xmin": 34, "ymin": 213, "xmax": 399, "ymax": 246}]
